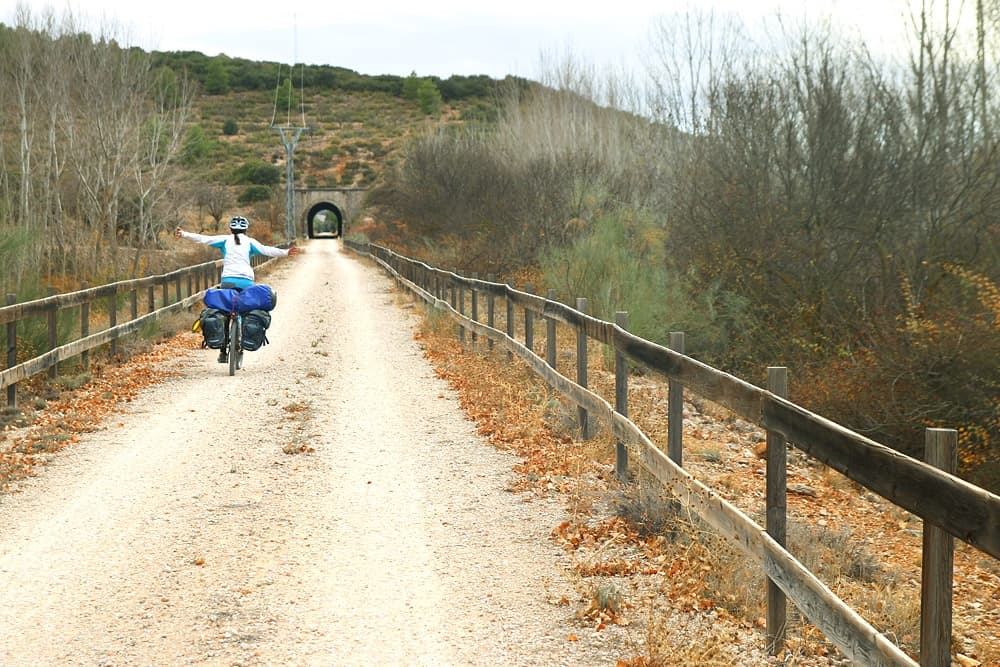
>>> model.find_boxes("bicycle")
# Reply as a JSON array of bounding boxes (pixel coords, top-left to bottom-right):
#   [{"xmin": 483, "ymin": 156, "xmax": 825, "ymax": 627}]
[{"xmin": 204, "ymin": 281, "xmax": 275, "ymax": 375}]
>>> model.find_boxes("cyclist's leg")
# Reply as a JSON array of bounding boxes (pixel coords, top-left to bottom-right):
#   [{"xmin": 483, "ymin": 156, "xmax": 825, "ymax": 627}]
[{"xmin": 219, "ymin": 313, "xmax": 230, "ymax": 363}]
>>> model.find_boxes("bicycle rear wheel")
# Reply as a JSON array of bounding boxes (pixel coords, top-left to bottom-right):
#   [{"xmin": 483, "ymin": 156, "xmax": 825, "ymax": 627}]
[{"xmin": 228, "ymin": 316, "xmax": 240, "ymax": 376}]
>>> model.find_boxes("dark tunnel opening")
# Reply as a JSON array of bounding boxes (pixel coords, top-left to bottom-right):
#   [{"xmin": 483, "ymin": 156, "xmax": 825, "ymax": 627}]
[{"xmin": 307, "ymin": 203, "xmax": 343, "ymax": 239}]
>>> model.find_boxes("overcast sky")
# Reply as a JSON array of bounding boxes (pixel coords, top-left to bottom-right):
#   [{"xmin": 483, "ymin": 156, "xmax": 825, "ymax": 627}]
[{"xmin": 3, "ymin": 1, "xmax": 918, "ymax": 79}]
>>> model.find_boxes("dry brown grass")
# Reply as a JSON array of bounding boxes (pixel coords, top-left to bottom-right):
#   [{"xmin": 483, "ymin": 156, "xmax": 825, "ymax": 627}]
[{"xmin": 405, "ymin": 286, "xmax": 1000, "ymax": 667}]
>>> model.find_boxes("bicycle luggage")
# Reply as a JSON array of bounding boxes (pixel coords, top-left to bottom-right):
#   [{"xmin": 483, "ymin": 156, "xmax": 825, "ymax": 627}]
[
  {"xmin": 236, "ymin": 284, "xmax": 277, "ymax": 312},
  {"xmin": 204, "ymin": 285, "xmax": 277, "ymax": 313},
  {"xmin": 199, "ymin": 308, "xmax": 227, "ymax": 349},
  {"xmin": 241, "ymin": 309, "xmax": 271, "ymax": 351},
  {"xmin": 204, "ymin": 287, "xmax": 238, "ymax": 312}
]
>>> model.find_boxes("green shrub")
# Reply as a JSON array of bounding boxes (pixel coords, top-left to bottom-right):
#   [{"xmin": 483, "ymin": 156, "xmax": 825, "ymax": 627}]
[
  {"xmin": 231, "ymin": 161, "xmax": 280, "ymax": 185},
  {"xmin": 402, "ymin": 72, "xmax": 420, "ymax": 100},
  {"xmin": 203, "ymin": 58, "xmax": 229, "ymax": 95},
  {"xmin": 540, "ymin": 210, "xmax": 750, "ymax": 359},
  {"xmin": 461, "ymin": 102, "xmax": 499, "ymax": 123},
  {"xmin": 222, "ymin": 119, "xmax": 238, "ymax": 135},
  {"xmin": 358, "ymin": 163, "xmax": 378, "ymax": 185},
  {"xmin": 182, "ymin": 125, "xmax": 213, "ymax": 164},
  {"xmin": 416, "ymin": 80, "xmax": 442, "ymax": 115},
  {"xmin": 237, "ymin": 185, "xmax": 272, "ymax": 204}
]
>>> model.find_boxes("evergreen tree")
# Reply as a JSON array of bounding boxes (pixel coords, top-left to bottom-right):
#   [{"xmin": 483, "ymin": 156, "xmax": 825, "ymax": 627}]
[
  {"xmin": 204, "ymin": 59, "xmax": 229, "ymax": 94},
  {"xmin": 416, "ymin": 79, "xmax": 442, "ymax": 115},
  {"xmin": 402, "ymin": 71, "xmax": 420, "ymax": 100}
]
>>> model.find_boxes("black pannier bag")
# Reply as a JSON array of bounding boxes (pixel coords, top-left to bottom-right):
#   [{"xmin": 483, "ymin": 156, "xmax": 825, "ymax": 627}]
[
  {"xmin": 199, "ymin": 308, "xmax": 227, "ymax": 349},
  {"xmin": 241, "ymin": 309, "xmax": 271, "ymax": 351}
]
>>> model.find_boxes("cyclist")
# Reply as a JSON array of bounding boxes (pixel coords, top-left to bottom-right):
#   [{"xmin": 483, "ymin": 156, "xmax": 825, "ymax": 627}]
[{"xmin": 175, "ymin": 215, "xmax": 302, "ymax": 362}]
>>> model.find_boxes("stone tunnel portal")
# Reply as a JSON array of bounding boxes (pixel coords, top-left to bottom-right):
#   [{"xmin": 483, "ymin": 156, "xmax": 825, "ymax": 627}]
[{"xmin": 307, "ymin": 202, "xmax": 343, "ymax": 239}]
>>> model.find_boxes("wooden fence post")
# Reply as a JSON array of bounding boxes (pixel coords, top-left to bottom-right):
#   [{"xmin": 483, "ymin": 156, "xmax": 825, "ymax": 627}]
[
  {"xmin": 109, "ymin": 287, "xmax": 118, "ymax": 359},
  {"xmin": 523, "ymin": 284, "xmax": 534, "ymax": 354},
  {"xmin": 148, "ymin": 285, "xmax": 155, "ymax": 314},
  {"xmin": 576, "ymin": 297, "xmax": 590, "ymax": 440},
  {"xmin": 506, "ymin": 286, "xmax": 515, "ymax": 362},
  {"xmin": 48, "ymin": 287, "xmax": 58, "ymax": 379},
  {"xmin": 668, "ymin": 332, "xmax": 685, "ymax": 465},
  {"xmin": 546, "ymin": 289, "xmax": 557, "ymax": 371},
  {"xmin": 766, "ymin": 366, "xmax": 789, "ymax": 655},
  {"xmin": 457, "ymin": 278, "xmax": 466, "ymax": 343},
  {"xmin": 921, "ymin": 428, "xmax": 957, "ymax": 667},
  {"xmin": 161, "ymin": 280, "xmax": 168, "ymax": 310},
  {"xmin": 130, "ymin": 289, "xmax": 138, "ymax": 322},
  {"xmin": 471, "ymin": 274, "xmax": 478, "ymax": 345},
  {"xmin": 175, "ymin": 275, "xmax": 182, "ymax": 303},
  {"xmin": 615, "ymin": 311, "xmax": 629, "ymax": 483},
  {"xmin": 81, "ymin": 283, "xmax": 90, "ymax": 372},
  {"xmin": 486, "ymin": 275, "xmax": 495, "ymax": 351},
  {"xmin": 6, "ymin": 293, "xmax": 16, "ymax": 408}
]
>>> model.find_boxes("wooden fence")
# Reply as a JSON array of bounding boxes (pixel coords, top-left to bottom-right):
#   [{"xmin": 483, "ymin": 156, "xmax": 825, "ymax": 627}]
[
  {"xmin": 346, "ymin": 240, "xmax": 1000, "ymax": 667},
  {"xmin": 0, "ymin": 253, "xmax": 275, "ymax": 407}
]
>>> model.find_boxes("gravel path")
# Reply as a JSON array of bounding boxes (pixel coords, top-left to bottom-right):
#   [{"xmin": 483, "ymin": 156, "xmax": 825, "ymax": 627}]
[{"xmin": 0, "ymin": 242, "xmax": 623, "ymax": 666}]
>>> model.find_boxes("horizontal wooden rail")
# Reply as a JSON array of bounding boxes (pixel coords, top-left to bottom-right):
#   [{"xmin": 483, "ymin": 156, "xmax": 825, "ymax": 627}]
[
  {"xmin": 0, "ymin": 292, "xmax": 204, "ymax": 389},
  {"xmin": 0, "ymin": 260, "xmax": 222, "ymax": 326},
  {"xmin": 0, "ymin": 250, "xmax": 283, "ymax": 398},
  {"xmin": 348, "ymin": 240, "xmax": 920, "ymax": 666},
  {"xmin": 354, "ymin": 242, "xmax": 1000, "ymax": 562}
]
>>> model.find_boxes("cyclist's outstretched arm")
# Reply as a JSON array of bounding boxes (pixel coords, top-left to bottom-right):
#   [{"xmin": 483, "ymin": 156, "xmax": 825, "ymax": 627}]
[
  {"xmin": 175, "ymin": 227, "xmax": 228, "ymax": 246},
  {"xmin": 248, "ymin": 239, "xmax": 303, "ymax": 258}
]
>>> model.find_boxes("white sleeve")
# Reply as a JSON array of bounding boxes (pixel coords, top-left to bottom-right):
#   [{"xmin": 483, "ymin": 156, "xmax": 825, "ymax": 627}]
[
  {"xmin": 180, "ymin": 230, "xmax": 226, "ymax": 245},
  {"xmin": 249, "ymin": 239, "xmax": 290, "ymax": 258}
]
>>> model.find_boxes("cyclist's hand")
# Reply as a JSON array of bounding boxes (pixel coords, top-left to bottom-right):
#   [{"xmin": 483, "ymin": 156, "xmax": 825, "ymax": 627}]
[
  {"xmin": 288, "ymin": 246, "xmax": 302, "ymax": 256},
  {"xmin": 174, "ymin": 226, "xmax": 182, "ymax": 238}
]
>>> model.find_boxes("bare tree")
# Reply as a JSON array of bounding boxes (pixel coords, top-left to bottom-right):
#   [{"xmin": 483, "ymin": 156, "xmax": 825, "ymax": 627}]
[
  {"xmin": 200, "ymin": 184, "xmax": 234, "ymax": 232},
  {"xmin": 59, "ymin": 20, "xmax": 150, "ymax": 276},
  {"xmin": 129, "ymin": 67, "xmax": 194, "ymax": 275},
  {"xmin": 0, "ymin": 6, "xmax": 201, "ymax": 282},
  {"xmin": 645, "ymin": 9, "xmax": 745, "ymax": 134}
]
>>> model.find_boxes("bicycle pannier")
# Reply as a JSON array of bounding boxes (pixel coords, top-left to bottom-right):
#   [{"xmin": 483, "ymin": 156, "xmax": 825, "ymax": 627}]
[
  {"xmin": 241, "ymin": 309, "xmax": 271, "ymax": 351},
  {"xmin": 236, "ymin": 284, "xmax": 277, "ymax": 312},
  {"xmin": 199, "ymin": 308, "xmax": 227, "ymax": 349}
]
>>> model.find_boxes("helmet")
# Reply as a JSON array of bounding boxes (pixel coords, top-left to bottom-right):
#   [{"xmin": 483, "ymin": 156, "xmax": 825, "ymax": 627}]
[{"xmin": 229, "ymin": 215, "xmax": 249, "ymax": 232}]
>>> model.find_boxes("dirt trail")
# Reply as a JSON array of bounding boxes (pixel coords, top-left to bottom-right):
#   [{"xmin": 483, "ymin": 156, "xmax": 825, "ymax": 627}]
[{"xmin": 0, "ymin": 243, "xmax": 620, "ymax": 666}]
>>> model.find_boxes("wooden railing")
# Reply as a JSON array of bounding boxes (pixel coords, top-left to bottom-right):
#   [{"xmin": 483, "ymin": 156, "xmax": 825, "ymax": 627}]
[
  {"xmin": 346, "ymin": 240, "xmax": 1000, "ymax": 667},
  {"xmin": 0, "ymin": 252, "xmax": 275, "ymax": 407}
]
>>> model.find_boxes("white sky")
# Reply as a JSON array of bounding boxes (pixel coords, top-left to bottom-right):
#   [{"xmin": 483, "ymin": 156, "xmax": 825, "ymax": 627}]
[{"xmin": 2, "ymin": 1, "xmax": 921, "ymax": 79}]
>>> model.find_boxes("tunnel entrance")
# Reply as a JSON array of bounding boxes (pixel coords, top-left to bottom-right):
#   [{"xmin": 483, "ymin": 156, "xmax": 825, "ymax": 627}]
[{"xmin": 307, "ymin": 202, "xmax": 343, "ymax": 239}]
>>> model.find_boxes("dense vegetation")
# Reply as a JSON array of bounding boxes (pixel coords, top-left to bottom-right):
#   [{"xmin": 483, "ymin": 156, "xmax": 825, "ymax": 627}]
[
  {"xmin": 367, "ymin": 7, "xmax": 1000, "ymax": 490},
  {"xmin": 150, "ymin": 50, "xmax": 509, "ymax": 102}
]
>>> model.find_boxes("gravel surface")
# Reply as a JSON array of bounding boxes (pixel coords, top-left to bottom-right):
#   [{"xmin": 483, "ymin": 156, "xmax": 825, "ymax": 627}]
[{"xmin": 0, "ymin": 242, "xmax": 624, "ymax": 666}]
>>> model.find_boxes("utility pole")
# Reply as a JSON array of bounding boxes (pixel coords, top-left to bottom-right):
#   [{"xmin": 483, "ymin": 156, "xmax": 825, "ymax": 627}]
[
  {"xmin": 274, "ymin": 20, "xmax": 309, "ymax": 243},
  {"xmin": 274, "ymin": 125, "xmax": 307, "ymax": 242}
]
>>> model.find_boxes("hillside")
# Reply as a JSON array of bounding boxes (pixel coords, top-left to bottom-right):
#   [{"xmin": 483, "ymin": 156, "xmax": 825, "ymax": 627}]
[{"xmin": 175, "ymin": 85, "xmax": 492, "ymax": 236}]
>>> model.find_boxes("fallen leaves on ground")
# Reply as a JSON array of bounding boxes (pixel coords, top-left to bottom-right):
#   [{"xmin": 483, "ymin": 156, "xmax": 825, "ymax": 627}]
[{"xmin": 413, "ymin": 320, "xmax": 1000, "ymax": 666}]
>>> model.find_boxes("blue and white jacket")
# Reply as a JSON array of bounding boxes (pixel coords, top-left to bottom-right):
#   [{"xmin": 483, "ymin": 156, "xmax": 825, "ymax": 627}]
[{"xmin": 179, "ymin": 231, "xmax": 289, "ymax": 286}]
